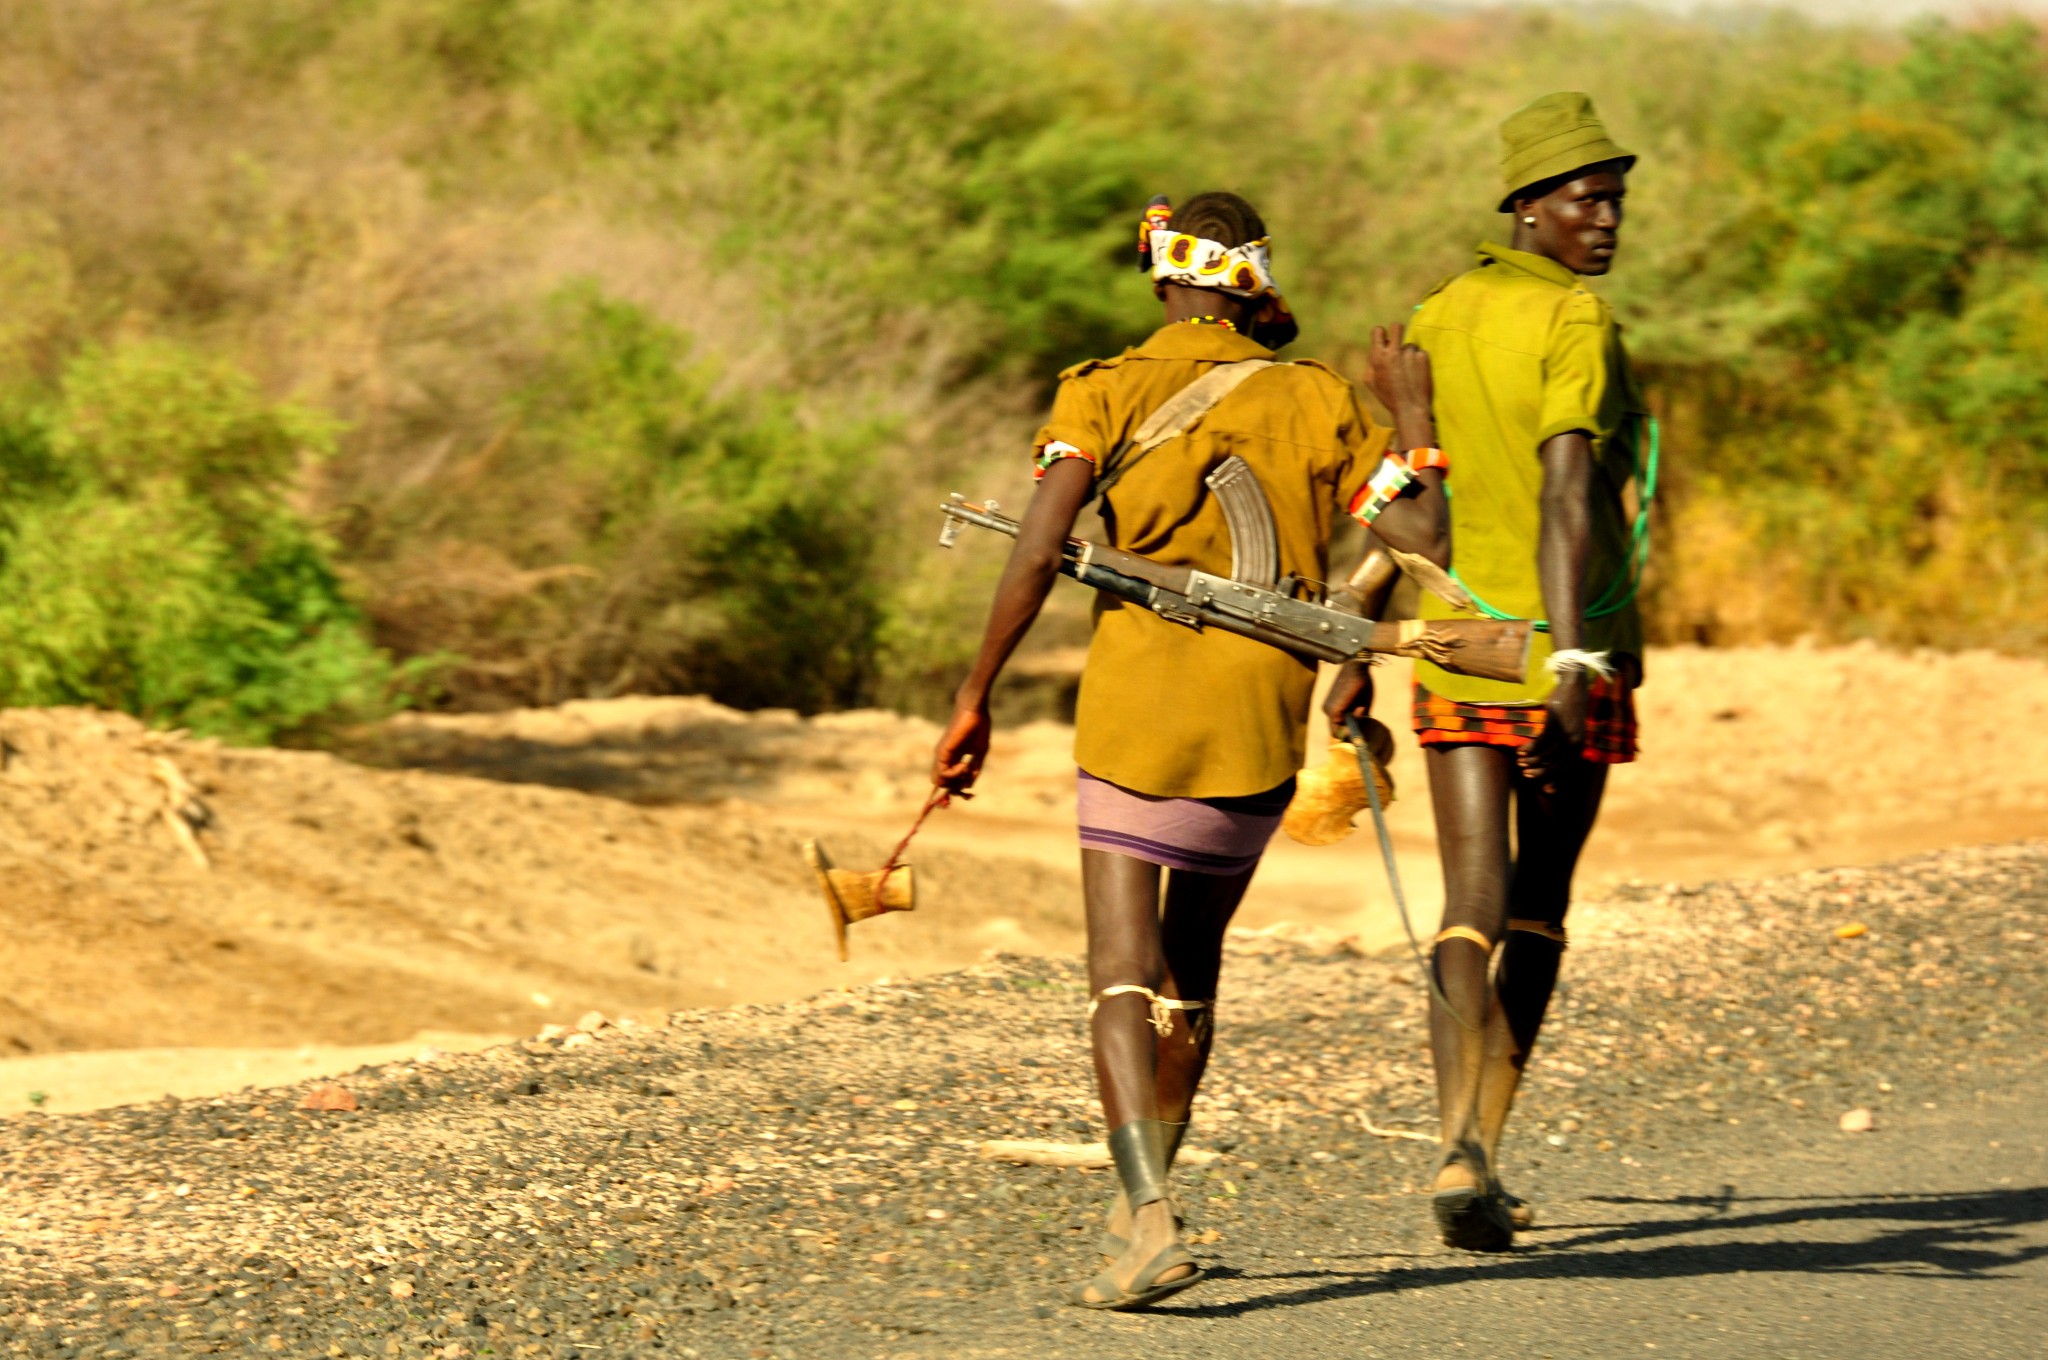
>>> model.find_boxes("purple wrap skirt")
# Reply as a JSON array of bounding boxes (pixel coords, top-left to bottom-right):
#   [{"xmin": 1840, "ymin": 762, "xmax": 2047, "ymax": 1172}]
[{"xmin": 1075, "ymin": 768, "xmax": 1293, "ymax": 876}]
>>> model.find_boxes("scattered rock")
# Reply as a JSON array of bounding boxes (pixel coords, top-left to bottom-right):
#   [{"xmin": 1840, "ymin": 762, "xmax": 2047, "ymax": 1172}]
[
  {"xmin": 1839, "ymin": 1107, "xmax": 1876, "ymax": 1133},
  {"xmin": 297, "ymin": 1084, "xmax": 357, "ymax": 1113},
  {"xmin": 1835, "ymin": 922, "xmax": 1869, "ymax": 940}
]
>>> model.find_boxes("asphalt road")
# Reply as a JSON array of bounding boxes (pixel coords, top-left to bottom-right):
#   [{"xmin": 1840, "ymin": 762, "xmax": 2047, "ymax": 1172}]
[{"xmin": 929, "ymin": 1079, "xmax": 2048, "ymax": 1360}]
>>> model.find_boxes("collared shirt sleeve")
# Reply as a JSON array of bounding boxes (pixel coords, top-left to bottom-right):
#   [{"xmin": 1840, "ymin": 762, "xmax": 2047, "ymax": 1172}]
[
  {"xmin": 1535, "ymin": 292, "xmax": 1620, "ymax": 450},
  {"xmin": 1031, "ymin": 371, "xmax": 1111, "ymax": 481}
]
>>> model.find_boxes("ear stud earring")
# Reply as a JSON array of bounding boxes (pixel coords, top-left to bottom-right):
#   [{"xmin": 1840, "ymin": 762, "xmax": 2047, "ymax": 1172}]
[{"xmin": 1522, "ymin": 216, "xmax": 1537, "ymax": 225}]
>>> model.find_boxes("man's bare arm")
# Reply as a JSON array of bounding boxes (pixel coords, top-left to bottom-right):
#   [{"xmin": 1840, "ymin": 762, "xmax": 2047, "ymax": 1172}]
[
  {"xmin": 933, "ymin": 456, "xmax": 1093, "ymax": 790},
  {"xmin": 1519, "ymin": 429, "xmax": 1593, "ymax": 780},
  {"xmin": 1363, "ymin": 324, "xmax": 1448, "ymax": 568}
]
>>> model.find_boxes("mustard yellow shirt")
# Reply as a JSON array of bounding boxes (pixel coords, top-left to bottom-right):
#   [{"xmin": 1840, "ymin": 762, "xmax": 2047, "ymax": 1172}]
[
  {"xmin": 1408, "ymin": 242, "xmax": 1648, "ymax": 705},
  {"xmin": 1034, "ymin": 323, "xmax": 1390, "ymax": 797}
]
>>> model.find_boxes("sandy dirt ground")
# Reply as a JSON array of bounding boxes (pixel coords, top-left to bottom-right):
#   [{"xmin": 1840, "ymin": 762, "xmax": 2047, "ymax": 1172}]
[{"xmin": 4, "ymin": 643, "xmax": 2046, "ymax": 1114}]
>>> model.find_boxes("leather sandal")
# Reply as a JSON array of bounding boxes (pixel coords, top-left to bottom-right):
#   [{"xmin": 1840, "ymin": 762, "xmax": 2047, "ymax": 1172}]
[
  {"xmin": 1071, "ymin": 1117, "xmax": 1206, "ymax": 1309},
  {"xmin": 1493, "ymin": 1178, "xmax": 1535, "ymax": 1230},
  {"xmin": 1432, "ymin": 1148, "xmax": 1515, "ymax": 1252},
  {"xmin": 1069, "ymin": 1242, "xmax": 1207, "ymax": 1311},
  {"xmin": 1432, "ymin": 1183, "xmax": 1516, "ymax": 1251}
]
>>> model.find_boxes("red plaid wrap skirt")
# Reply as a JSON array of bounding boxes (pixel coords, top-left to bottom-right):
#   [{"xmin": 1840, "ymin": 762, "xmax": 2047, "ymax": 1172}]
[{"xmin": 1412, "ymin": 676, "xmax": 1639, "ymax": 764}]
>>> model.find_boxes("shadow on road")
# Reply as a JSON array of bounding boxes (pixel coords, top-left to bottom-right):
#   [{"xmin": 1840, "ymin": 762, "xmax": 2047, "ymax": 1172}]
[{"xmin": 1159, "ymin": 1183, "xmax": 2048, "ymax": 1319}]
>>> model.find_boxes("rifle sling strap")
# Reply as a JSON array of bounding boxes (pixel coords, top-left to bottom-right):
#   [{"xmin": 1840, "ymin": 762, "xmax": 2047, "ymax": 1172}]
[{"xmin": 1091, "ymin": 359, "xmax": 1276, "ymax": 503}]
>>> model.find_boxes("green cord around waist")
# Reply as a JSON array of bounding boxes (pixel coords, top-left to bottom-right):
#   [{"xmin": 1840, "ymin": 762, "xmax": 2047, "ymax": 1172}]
[{"xmin": 1445, "ymin": 415, "xmax": 1659, "ymax": 633}]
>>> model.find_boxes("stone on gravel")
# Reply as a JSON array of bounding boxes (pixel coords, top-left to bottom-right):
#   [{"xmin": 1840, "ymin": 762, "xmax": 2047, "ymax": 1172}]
[
  {"xmin": 1840, "ymin": 1106, "xmax": 1877, "ymax": 1133},
  {"xmin": 296, "ymin": 1083, "xmax": 357, "ymax": 1112}
]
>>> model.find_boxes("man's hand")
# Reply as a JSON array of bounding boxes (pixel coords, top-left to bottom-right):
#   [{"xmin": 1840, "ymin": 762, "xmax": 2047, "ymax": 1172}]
[
  {"xmin": 1518, "ymin": 672, "xmax": 1589, "ymax": 789},
  {"xmin": 1366, "ymin": 324, "xmax": 1435, "ymax": 449},
  {"xmin": 933, "ymin": 705, "xmax": 992, "ymax": 793},
  {"xmin": 1323, "ymin": 660, "xmax": 1375, "ymax": 739}
]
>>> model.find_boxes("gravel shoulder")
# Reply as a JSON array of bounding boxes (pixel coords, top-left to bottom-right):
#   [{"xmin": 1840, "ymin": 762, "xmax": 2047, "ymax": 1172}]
[{"xmin": 3, "ymin": 842, "xmax": 2042, "ymax": 1359}]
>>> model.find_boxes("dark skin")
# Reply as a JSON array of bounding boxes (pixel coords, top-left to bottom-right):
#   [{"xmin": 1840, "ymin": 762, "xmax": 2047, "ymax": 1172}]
[
  {"xmin": 1426, "ymin": 164, "xmax": 1632, "ymax": 1210},
  {"xmin": 1317, "ymin": 321, "xmax": 1449, "ymax": 732},
  {"xmin": 933, "ymin": 282, "xmax": 1444, "ymax": 1294}
]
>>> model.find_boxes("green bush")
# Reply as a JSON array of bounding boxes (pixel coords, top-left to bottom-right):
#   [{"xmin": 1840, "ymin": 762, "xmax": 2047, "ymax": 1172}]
[{"xmin": 0, "ymin": 342, "xmax": 402, "ymax": 743}]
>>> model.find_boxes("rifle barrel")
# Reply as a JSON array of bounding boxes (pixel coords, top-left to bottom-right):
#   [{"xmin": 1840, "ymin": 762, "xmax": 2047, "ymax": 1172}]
[{"xmin": 938, "ymin": 498, "xmax": 1530, "ymax": 682}]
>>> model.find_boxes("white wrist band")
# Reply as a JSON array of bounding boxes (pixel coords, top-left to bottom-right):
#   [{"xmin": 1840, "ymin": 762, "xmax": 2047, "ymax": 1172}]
[{"xmin": 1545, "ymin": 648, "xmax": 1615, "ymax": 680}]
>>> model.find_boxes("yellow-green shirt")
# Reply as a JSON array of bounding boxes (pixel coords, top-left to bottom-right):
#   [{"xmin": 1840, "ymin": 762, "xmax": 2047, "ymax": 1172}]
[
  {"xmin": 1035, "ymin": 323, "xmax": 1390, "ymax": 797},
  {"xmin": 1409, "ymin": 242, "xmax": 1647, "ymax": 705}
]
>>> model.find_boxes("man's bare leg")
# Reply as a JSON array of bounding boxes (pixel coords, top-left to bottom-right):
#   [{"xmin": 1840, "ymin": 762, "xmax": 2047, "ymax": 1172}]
[
  {"xmin": 1077, "ymin": 850, "xmax": 1195, "ymax": 1298},
  {"xmin": 1475, "ymin": 761, "xmax": 1608, "ymax": 1190},
  {"xmin": 1156, "ymin": 863, "xmax": 1256, "ymax": 1120},
  {"xmin": 1101, "ymin": 861, "xmax": 1258, "ymax": 1251},
  {"xmin": 1424, "ymin": 744, "xmax": 1514, "ymax": 1199}
]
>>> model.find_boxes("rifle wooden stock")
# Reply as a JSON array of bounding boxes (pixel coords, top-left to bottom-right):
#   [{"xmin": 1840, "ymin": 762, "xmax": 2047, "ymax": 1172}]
[{"xmin": 1364, "ymin": 617, "xmax": 1532, "ymax": 684}]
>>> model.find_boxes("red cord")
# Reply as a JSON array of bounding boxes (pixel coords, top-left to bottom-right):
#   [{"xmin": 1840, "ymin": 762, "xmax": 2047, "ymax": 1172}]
[{"xmin": 876, "ymin": 785, "xmax": 963, "ymax": 881}]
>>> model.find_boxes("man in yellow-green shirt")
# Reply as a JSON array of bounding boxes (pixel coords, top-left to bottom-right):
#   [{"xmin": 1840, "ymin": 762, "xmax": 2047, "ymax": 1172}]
[
  {"xmin": 1335, "ymin": 93, "xmax": 1654, "ymax": 1253},
  {"xmin": 1410, "ymin": 240, "xmax": 1647, "ymax": 704}
]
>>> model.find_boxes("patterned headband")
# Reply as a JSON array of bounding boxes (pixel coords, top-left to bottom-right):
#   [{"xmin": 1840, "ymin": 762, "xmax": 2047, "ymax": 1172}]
[
  {"xmin": 1148, "ymin": 229, "xmax": 1278, "ymax": 298},
  {"xmin": 1135, "ymin": 197, "xmax": 1283, "ymax": 300}
]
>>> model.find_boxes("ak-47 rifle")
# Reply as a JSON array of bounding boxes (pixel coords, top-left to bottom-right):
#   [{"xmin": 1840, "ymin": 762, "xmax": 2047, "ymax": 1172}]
[{"xmin": 939, "ymin": 456, "xmax": 1532, "ymax": 684}]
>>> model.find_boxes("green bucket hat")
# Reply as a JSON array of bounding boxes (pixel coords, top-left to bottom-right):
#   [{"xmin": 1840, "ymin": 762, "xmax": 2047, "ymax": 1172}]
[{"xmin": 1498, "ymin": 92, "xmax": 1635, "ymax": 213}]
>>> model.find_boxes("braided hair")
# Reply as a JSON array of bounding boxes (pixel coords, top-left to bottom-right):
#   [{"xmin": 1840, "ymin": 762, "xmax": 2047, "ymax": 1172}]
[{"xmin": 1167, "ymin": 191, "xmax": 1267, "ymax": 248}]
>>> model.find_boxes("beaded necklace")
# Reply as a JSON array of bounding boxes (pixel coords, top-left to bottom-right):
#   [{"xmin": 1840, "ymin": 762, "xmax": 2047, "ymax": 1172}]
[{"xmin": 1179, "ymin": 316, "xmax": 1237, "ymax": 332}]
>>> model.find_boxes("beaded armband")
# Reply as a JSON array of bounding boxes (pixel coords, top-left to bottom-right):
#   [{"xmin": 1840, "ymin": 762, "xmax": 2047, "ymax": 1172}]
[
  {"xmin": 1033, "ymin": 440, "xmax": 1096, "ymax": 481},
  {"xmin": 1346, "ymin": 454, "xmax": 1416, "ymax": 526},
  {"xmin": 1406, "ymin": 446, "xmax": 1449, "ymax": 473}
]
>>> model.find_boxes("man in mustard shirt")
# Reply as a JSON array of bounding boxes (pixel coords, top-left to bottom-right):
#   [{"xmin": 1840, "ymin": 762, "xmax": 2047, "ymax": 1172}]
[
  {"xmin": 1340, "ymin": 93, "xmax": 1652, "ymax": 1251},
  {"xmin": 933, "ymin": 191, "xmax": 1448, "ymax": 1307}
]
